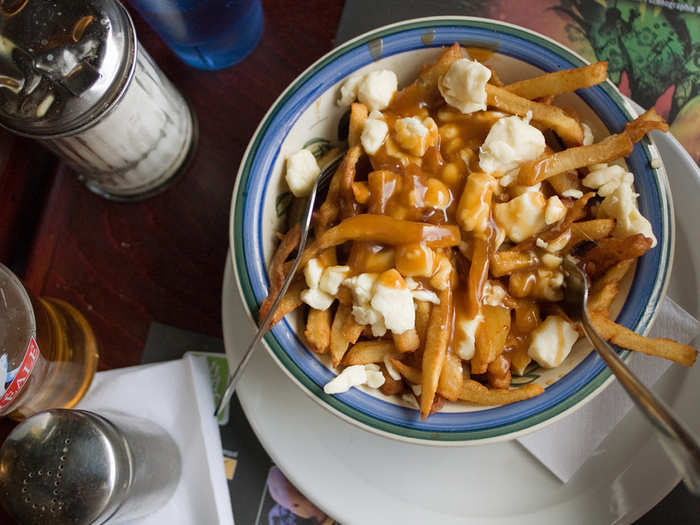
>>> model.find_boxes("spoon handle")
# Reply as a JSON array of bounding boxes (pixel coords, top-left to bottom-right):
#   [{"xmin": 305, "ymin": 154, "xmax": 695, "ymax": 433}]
[{"xmin": 579, "ymin": 315, "xmax": 700, "ymax": 495}]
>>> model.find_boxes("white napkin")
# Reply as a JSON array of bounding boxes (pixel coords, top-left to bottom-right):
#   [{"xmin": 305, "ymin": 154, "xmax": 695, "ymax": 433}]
[
  {"xmin": 518, "ymin": 297, "xmax": 700, "ymax": 482},
  {"xmin": 77, "ymin": 356, "xmax": 234, "ymax": 525}
]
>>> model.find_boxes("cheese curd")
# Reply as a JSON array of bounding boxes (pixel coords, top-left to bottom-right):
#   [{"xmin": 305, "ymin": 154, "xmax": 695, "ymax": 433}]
[
  {"xmin": 455, "ymin": 314, "xmax": 483, "ymax": 360},
  {"xmin": 582, "ymin": 122, "xmax": 594, "ymax": 146},
  {"xmin": 300, "ymin": 287, "xmax": 334, "ymax": 311},
  {"xmin": 337, "ymin": 74, "xmax": 363, "ymax": 106},
  {"xmin": 494, "ymin": 190, "xmax": 548, "ymax": 243},
  {"xmin": 598, "ymin": 181, "xmax": 657, "ymax": 247},
  {"xmin": 483, "ymin": 280, "xmax": 507, "ymax": 307},
  {"xmin": 479, "ymin": 113, "xmax": 546, "ymax": 175},
  {"xmin": 285, "ymin": 149, "xmax": 320, "ymax": 197},
  {"xmin": 527, "ymin": 315, "xmax": 579, "ymax": 368},
  {"xmin": 582, "ymin": 163, "xmax": 633, "ymax": 197},
  {"xmin": 323, "ymin": 364, "xmax": 385, "ymax": 394},
  {"xmin": 357, "ymin": 70, "xmax": 398, "ymax": 111},
  {"xmin": 371, "ymin": 270, "xmax": 415, "ymax": 334},
  {"xmin": 405, "ymin": 277, "xmax": 441, "ymax": 304},
  {"xmin": 394, "ymin": 116, "xmax": 439, "ymax": 157},
  {"xmin": 545, "ymin": 196, "xmax": 567, "ymax": 224},
  {"xmin": 360, "ymin": 111, "xmax": 389, "ymax": 155},
  {"xmin": 438, "ymin": 58, "xmax": 491, "ymax": 114},
  {"xmin": 319, "ymin": 266, "xmax": 351, "ymax": 295}
]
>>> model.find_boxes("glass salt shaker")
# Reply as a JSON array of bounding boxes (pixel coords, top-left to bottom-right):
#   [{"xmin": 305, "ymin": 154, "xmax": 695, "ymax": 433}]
[{"xmin": 0, "ymin": 0, "xmax": 197, "ymax": 201}]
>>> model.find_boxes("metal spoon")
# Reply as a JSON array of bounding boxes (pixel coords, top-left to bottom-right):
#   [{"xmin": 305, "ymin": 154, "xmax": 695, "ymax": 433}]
[
  {"xmin": 214, "ymin": 153, "xmax": 344, "ymax": 418},
  {"xmin": 562, "ymin": 257, "xmax": 700, "ymax": 494}
]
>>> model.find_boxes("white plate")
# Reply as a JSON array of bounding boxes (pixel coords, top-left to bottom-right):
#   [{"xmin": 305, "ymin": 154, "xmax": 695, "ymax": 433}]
[{"xmin": 222, "ymin": 128, "xmax": 699, "ymax": 525}]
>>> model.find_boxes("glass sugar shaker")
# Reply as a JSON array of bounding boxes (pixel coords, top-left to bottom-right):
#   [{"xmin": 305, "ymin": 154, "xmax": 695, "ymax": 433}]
[{"xmin": 0, "ymin": 0, "xmax": 197, "ymax": 201}]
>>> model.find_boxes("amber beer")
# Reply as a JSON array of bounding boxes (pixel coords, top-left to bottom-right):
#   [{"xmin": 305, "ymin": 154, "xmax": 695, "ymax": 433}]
[{"xmin": 0, "ymin": 263, "xmax": 98, "ymax": 420}]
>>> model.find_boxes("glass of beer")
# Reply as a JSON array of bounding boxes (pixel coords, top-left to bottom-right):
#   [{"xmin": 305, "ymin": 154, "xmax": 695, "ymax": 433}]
[{"xmin": 0, "ymin": 263, "xmax": 98, "ymax": 420}]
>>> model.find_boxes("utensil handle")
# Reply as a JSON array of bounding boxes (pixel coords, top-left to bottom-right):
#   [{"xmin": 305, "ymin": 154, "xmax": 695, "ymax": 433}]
[{"xmin": 580, "ymin": 316, "xmax": 700, "ymax": 495}]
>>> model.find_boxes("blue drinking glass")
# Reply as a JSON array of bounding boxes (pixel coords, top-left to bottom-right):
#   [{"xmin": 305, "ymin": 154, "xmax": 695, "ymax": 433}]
[{"xmin": 127, "ymin": 0, "xmax": 264, "ymax": 70}]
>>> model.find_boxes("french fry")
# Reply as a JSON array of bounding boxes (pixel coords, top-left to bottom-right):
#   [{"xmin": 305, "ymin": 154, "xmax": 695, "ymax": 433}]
[
  {"xmin": 581, "ymin": 233, "xmax": 652, "ymax": 279},
  {"xmin": 304, "ymin": 308, "xmax": 332, "ymax": 353},
  {"xmin": 352, "ymin": 181, "xmax": 370, "ymax": 204},
  {"xmin": 330, "ymin": 304, "xmax": 353, "ymax": 367},
  {"xmin": 510, "ymin": 341, "xmax": 532, "ymax": 376},
  {"xmin": 467, "ymin": 237, "xmax": 489, "ymax": 317},
  {"xmin": 485, "ymin": 84, "xmax": 584, "ymax": 145},
  {"xmin": 487, "ymin": 353, "xmax": 512, "ymax": 389},
  {"xmin": 547, "ymin": 170, "xmax": 582, "ymax": 196},
  {"xmin": 393, "ymin": 329, "xmax": 420, "ymax": 352},
  {"xmin": 518, "ymin": 133, "xmax": 633, "ymax": 185},
  {"xmin": 624, "ymin": 108, "xmax": 669, "ymax": 142},
  {"xmin": 471, "ymin": 305, "xmax": 511, "ymax": 374},
  {"xmin": 339, "ymin": 145, "xmax": 363, "ymax": 219},
  {"xmin": 259, "ymin": 224, "xmax": 301, "ymax": 321},
  {"xmin": 589, "ymin": 312, "xmax": 697, "ymax": 366},
  {"xmin": 437, "ymin": 349, "xmax": 464, "ymax": 401},
  {"xmin": 491, "ymin": 250, "xmax": 538, "ymax": 277},
  {"xmin": 342, "ymin": 340, "xmax": 395, "ymax": 366},
  {"xmin": 587, "ymin": 282, "xmax": 618, "ymax": 315},
  {"xmin": 505, "ymin": 62, "xmax": 608, "ymax": 100},
  {"xmin": 267, "ymin": 279, "xmax": 305, "ymax": 326},
  {"xmin": 300, "ymin": 214, "xmax": 461, "ymax": 268},
  {"xmin": 388, "ymin": 357, "xmax": 422, "ymax": 384},
  {"xmin": 415, "ymin": 301, "xmax": 432, "ymax": 348},
  {"xmin": 348, "ymin": 103, "xmax": 368, "ymax": 148},
  {"xmin": 421, "ymin": 286, "xmax": 453, "ymax": 419},
  {"xmin": 567, "ymin": 219, "xmax": 616, "ymax": 249},
  {"xmin": 343, "ymin": 315, "xmax": 365, "ymax": 344},
  {"xmin": 391, "ymin": 43, "xmax": 463, "ymax": 110},
  {"xmin": 459, "ymin": 380, "xmax": 545, "ymax": 405},
  {"xmin": 378, "ymin": 364, "xmax": 405, "ymax": 396}
]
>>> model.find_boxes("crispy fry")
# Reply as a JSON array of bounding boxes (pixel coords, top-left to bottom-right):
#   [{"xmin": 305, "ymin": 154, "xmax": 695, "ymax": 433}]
[
  {"xmin": 587, "ymin": 282, "xmax": 618, "ymax": 315},
  {"xmin": 467, "ymin": 237, "xmax": 489, "ymax": 317},
  {"xmin": 458, "ymin": 380, "xmax": 545, "ymax": 405},
  {"xmin": 510, "ymin": 341, "xmax": 532, "ymax": 376},
  {"xmin": 388, "ymin": 357, "xmax": 422, "ymax": 385},
  {"xmin": 472, "ymin": 305, "xmax": 511, "ymax": 374},
  {"xmin": 351, "ymin": 181, "xmax": 370, "ymax": 204},
  {"xmin": 305, "ymin": 308, "xmax": 332, "ymax": 353},
  {"xmin": 259, "ymin": 224, "xmax": 301, "ymax": 321},
  {"xmin": 485, "ymin": 84, "xmax": 584, "ymax": 145},
  {"xmin": 421, "ymin": 286, "xmax": 454, "ymax": 419},
  {"xmin": 491, "ymin": 250, "xmax": 538, "ymax": 277},
  {"xmin": 348, "ymin": 103, "xmax": 368, "ymax": 148},
  {"xmin": 330, "ymin": 304, "xmax": 353, "ymax": 367},
  {"xmin": 339, "ymin": 146, "xmax": 363, "ymax": 219},
  {"xmin": 415, "ymin": 301, "xmax": 432, "ymax": 336},
  {"xmin": 393, "ymin": 329, "xmax": 420, "ymax": 353},
  {"xmin": 589, "ymin": 312, "xmax": 697, "ymax": 366},
  {"xmin": 625, "ymin": 108, "xmax": 669, "ymax": 142},
  {"xmin": 518, "ymin": 133, "xmax": 633, "ymax": 185},
  {"xmin": 300, "ymin": 214, "xmax": 461, "ymax": 268},
  {"xmin": 437, "ymin": 349, "xmax": 464, "ymax": 401},
  {"xmin": 581, "ymin": 234, "xmax": 652, "ymax": 279},
  {"xmin": 343, "ymin": 316, "xmax": 365, "ymax": 344},
  {"xmin": 342, "ymin": 340, "xmax": 395, "ymax": 366},
  {"xmin": 487, "ymin": 353, "xmax": 512, "ymax": 389},
  {"xmin": 567, "ymin": 219, "xmax": 616, "ymax": 249},
  {"xmin": 391, "ymin": 43, "xmax": 463, "ymax": 111},
  {"xmin": 505, "ymin": 62, "xmax": 608, "ymax": 99},
  {"xmin": 378, "ymin": 364, "xmax": 405, "ymax": 396},
  {"xmin": 547, "ymin": 170, "xmax": 582, "ymax": 196},
  {"xmin": 266, "ymin": 279, "xmax": 305, "ymax": 326}
]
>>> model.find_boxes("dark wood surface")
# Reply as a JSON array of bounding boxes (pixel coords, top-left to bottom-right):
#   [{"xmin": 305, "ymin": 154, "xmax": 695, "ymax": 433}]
[{"xmin": 0, "ymin": 1, "xmax": 343, "ymax": 522}]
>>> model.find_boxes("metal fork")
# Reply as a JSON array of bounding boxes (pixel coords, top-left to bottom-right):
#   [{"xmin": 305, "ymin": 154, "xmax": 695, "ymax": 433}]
[
  {"xmin": 562, "ymin": 257, "xmax": 700, "ymax": 494},
  {"xmin": 214, "ymin": 153, "xmax": 344, "ymax": 418}
]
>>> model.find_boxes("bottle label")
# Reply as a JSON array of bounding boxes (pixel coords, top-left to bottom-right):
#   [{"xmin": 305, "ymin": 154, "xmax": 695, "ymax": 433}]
[{"xmin": 0, "ymin": 337, "xmax": 40, "ymax": 412}]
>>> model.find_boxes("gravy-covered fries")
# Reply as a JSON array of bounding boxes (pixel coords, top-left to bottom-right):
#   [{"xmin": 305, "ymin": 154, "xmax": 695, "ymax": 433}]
[{"xmin": 263, "ymin": 44, "xmax": 696, "ymax": 419}]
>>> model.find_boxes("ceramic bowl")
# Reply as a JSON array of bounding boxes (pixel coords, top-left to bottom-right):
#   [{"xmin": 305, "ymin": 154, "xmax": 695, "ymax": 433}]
[{"xmin": 228, "ymin": 17, "xmax": 673, "ymax": 444}]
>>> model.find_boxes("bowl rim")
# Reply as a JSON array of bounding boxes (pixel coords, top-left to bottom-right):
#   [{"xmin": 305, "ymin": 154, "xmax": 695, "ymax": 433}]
[{"xmin": 228, "ymin": 16, "xmax": 675, "ymax": 445}]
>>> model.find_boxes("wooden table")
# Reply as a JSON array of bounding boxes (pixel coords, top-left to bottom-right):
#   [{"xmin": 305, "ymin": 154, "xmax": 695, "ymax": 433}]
[{"xmin": 0, "ymin": 1, "xmax": 342, "ymax": 521}]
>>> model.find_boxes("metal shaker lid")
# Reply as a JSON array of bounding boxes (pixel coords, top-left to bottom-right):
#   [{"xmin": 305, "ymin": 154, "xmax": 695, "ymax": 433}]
[
  {"xmin": 0, "ymin": 409, "xmax": 133, "ymax": 525},
  {"xmin": 0, "ymin": 0, "xmax": 136, "ymax": 136}
]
